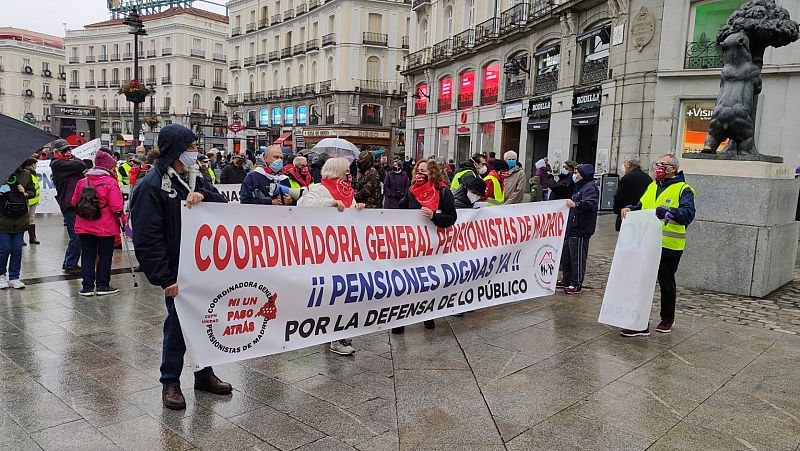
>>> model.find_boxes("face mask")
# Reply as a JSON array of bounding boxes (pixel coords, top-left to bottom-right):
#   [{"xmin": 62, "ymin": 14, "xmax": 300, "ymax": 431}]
[
  {"xmin": 654, "ymin": 166, "xmax": 667, "ymax": 180},
  {"xmin": 414, "ymin": 173, "xmax": 428, "ymax": 183},
  {"xmin": 572, "ymin": 173, "xmax": 579, "ymax": 183},
  {"xmin": 560, "ymin": 167, "xmax": 569, "ymax": 176},
  {"xmin": 507, "ymin": 159, "xmax": 517, "ymax": 168},
  {"xmin": 478, "ymin": 165, "xmax": 488, "ymax": 175},
  {"xmin": 179, "ymin": 151, "xmax": 199, "ymax": 169},
  {"xmin": 499, "ymin": 171, "xmax": 510, "ymax": 179},
  {"xmin": 269, "ymin": 159, "xmax": 284, "ymax": 173},
  {"xmin": 466, "ymin": 191, "xmax": 481, "ymax": 203},
  {"xmin": 300, "ymin": 167, "xmax": 310, "ymax": 175}
]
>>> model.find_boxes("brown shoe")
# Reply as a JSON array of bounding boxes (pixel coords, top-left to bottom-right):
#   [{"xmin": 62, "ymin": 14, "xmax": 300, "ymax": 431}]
[
  {"xmin": 162, "ymin": 383, "xmax": 186, "ymax": 410},
  {"xmin": 63, "ymin": 266, "xmax": 81, "ymax": 276},
  {"xmin": 194, "ymin": 373, "xmax": 233, "ymax": 395}
]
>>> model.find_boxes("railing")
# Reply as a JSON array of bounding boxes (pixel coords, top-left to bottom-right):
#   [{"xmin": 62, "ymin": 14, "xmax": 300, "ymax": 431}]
[
  {"xmin": 267, "ymin": 89, "xmax": 277, "ymax": 99},
  {"xmin": 269, "ymin": 51, "xmax": 279, "ymax": 61},
  {"xmin": 283, "ymin": 8, "xmax": 295, "ymax": 20},
  {"xmin": 452, "ymin": 29, "xmax": 475, "ymax": 55},
  {"xmin": 580, "ymin": 56, "xmax": 609, "ymax": 85},
  {"xmin": 191, "ymin": 49, "xmax": 205, "ymax": 58},
  {"xmin": 255, "ymin": 91, "xmax": 266, "ymax": 101},
  {"xmin": 685, "ymin": 41, "xmax": 723, "ymax": 69},
  {"xmin": 123, "ymin": 52, "xmax": 133, "ymax": 60},
  {"xmin": 190, "ymin": 78, "xmax": 206, "ymax": 87},
  {"xmin": 309, "ymin": 115, "xmax": 319, "ymax": 125},
  {"xmin": 160, "ymin": 107, "xmax": 173, "ymax": 115},
  {"xmin": 363, "ymin": 32, "xmax": 388, "ymax": 46},
  {"xmin": 231, "ymin": 26, "xmax": 242, "ymax": 36},
  {"xmin": 256, "ymin": 53, "xmax": 267, "ymax": 64},
  {"xmin": 292, "ymin": 86, "xmax": 302, "ymax": 97},
  {"xmin": 293, "ymin": 43, "xmax": 306, "ymax": 55},
  {"xmin": 475, "ymin": 18, "xmax": 499, "ymax": 45},
  {"xmin": 359, "ymin": 79, "xmax": 388, "ymax": 94},
  {"xmin": 259, "ymin": 18, "xmax": 268, "ymax": 29},
  {"xmin": 401, "ymin": 36, "xmax": 409, "ymax": 49},
  {"xmin": 306, "ymin": 39, "xmax": 320, "ymax": 51},
  {"xmin": 505, "ymin": 79, "xmax": 526, "ymax": 100},
  {"xmin": 325, "ymin": 115, "xmax": 335, "ymax": 125},
  {"xmin": 246, "ymin": 22, "xmax": 257, "ymax": 33},
  {"xmin": 147, "ymin": 50, "xmax": 156, "ymax": 57},
  {"xmin": 69, "ymin": 56, "xmax": 79, "ymax": 63},
  {"xmin": 438, "ymin": 97, "xmax": 452, "ymax": 112},
  {"xmin": 110, "ymin": 79, "xmax": 121, "ymax": 87},
  {"xmin": 279, "ymin": 87, "xmax": 290, "ymax": 98},
  {"xmin": 414, "ymin": 101, "xmax": 427, "ymax": 115},
  {"xmin": 98, "ymin": 54, "xmax": 109, "ymax": 62},
  {"xmin": 412, "ymin": 0, "xmax": 430, "ymax": 9},
  {"xmin": 227, "ymin": 94, "xmax": 239, "ymax": 104},
  {"xmin": 431, "ymin": 39, "xmax": 452, "ymax": 63},
  {"xmin": 305, "ymin": 83, "xmax": 317, "ymax": 95},
  {"xmin": 162, "ymin": 48, "xmax": 172, "ymax": 56},
  {"xmin": 406, "ymin": 48, "xmax": 429, "ymax": 71},
  {"xmin": 529, "ymin": 0, "xmax": 554, "ymax": 20},
  {"xmin": 281, "ymin": 47, "xmax": 292, "ymax": 58},
  {"xmin": 242, "ymin": 93, "xmax": 253, "ymax": 103},
  {"xmin": 309, "ymin": 0, "xmax": 320, "ymax": 10},
  {"xmin": 271, "ymin": 14, "xmax": 281, "ymax": 25},
  {"xmin": 96, "ymin": 80, "xmax": 108, "ymax": 88},
  {"xmin": 320, "ymin": 80, "xmax": 332, "ymax": 94},
  {"xmin": 480, "ymin": 86, "xmax": 498, "ymax": 105},
  {"xmin": 230, "ymin": 60, "xmax": 241, "ymax": 69},
  {"xmin": 213, "ymin": 80, "xmax": 227, "ymax": 90},
  {"xmin": 161, "ymin": 77, "xmax": 172, "ymax": 85},
  {"xmin": 296, "ymin": 3, "xmax": 307, "ymax": 15},
  {"xmin": 244, "ymin": 56, "xmax": 255, "ymax": 67},
  {"xmin": 145, "ymin": 77, "xmax": 156, "ymax": 85},
  {"xmin": 85, "ymin": 81, "xmax": 96, "ymax": 88},
  {"xmin": 120, "ymin": 106, "xmax": 131, "ymax": 114},
  {"xmin": 322, "ymin": 33, "xmax": 336, "ymax": 47},
  {"xmin": 111, "ymin": 53, "xmax": 120, "ymax": 61},
  {"xmin": 457, "ymin": 92, "xmax": 473, "ymax": 109},
  {"xmin": 533, "ymin": 67, "xmax": 558, "ymax": 95},
  {"xmin": 86, "ymin": 56, "xmax": 95, "ymax": 63},
  {"xmin": 213, "ymin": 53, "xmax": 226, "ymax": 62},
  {"xmin": 361, "ymin": 114, "xmax": 382, "ymax": 126},
  {"xmin": 500, "ymin": 2, "xmax": 529, "ymax": 35}
]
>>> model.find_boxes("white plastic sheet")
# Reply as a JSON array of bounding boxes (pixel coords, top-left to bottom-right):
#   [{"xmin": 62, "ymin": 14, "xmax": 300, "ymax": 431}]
[{"xmin": 598, "ymin": 210, "xmax": 663, "ymax": 330}]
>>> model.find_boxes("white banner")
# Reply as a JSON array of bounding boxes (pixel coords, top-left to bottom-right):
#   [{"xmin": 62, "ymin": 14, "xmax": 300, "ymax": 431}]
[
  {"xmin": 176, "ymin": 201, "xmax": 569, "ymax": 367},
  {"xmin": 216, "ymin": 184, "xmax": 242, "ymax": 203},
  {"xmin": 34, "ymin": 160, "xmax": 60, "ymax": 214},
  {"xmin": 598, "ymin": 210, "xmax": 663, "ymax": 330},
  {"xmin": 72, "ymin": 138, "xmax": 102, "ymax": 161}
]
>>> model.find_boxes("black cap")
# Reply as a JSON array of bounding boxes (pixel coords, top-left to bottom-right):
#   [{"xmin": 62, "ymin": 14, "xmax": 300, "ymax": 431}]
[
  {"xmin": 492, "ymin": 160, "xmax": 510, "ymax": 172},
  {"xmin": 463, "ymin": 174, "xmax": 487, "ymax": 193},
  {"xmin": 51, "ymin": 139, "xmax": 74, "ymax": 152}
]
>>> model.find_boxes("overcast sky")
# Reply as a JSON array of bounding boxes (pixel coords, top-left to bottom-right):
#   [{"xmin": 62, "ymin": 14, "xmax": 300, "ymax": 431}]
[{"xmin": 3, "ymin": 0, "xmax": 227, "ymax": 36}]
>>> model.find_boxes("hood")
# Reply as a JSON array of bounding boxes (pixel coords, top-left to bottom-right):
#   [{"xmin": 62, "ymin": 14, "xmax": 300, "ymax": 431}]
[
  {"xmin": 357, "ymin": 150, "xmax": 374, "ymax": 170},
  {"xmin": 535, "ymin": 159, "xmax": 547, "ymax": 169},
  {"xmin": 577, "ymin": 163, "xmax": 595, "ymax": 181},
  {"xmin": 156, "ymin": 124, "xmax": 196, "ymax": 171}
]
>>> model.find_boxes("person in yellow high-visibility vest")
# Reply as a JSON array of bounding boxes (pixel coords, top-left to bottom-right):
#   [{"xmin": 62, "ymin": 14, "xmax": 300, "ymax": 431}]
[
  {"xmin": 118, "ymin": 153, "xmax": 133, "ymax": 185},
  {"xmin": 483, "ymin": 159, "xmax": 509, "ymax": 206},
  {"xmin": 621, "ymin": 153, "xmax": 696, "ymax": 337},
  {"xmin": 450, "ymin": 154, "xmax": 487, "ymax": 189}
]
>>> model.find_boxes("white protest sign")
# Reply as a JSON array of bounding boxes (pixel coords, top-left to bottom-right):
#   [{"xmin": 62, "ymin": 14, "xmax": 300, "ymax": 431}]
[
  {"xmin": 71, "ymin": 138, "xmax": 102, "ymax": 161},
  {"xmin": 176, "ymin": 202, "xmax": 568, "ymax": 367},
  {"xmin": 215, "ymin": 184, "xmax": 242, "ymax": 203},
  {"xmin": 34, "ymin": 160, "xmax": 60, "ymax": 214},
  {"xmin": 598, "ymin": 210, "xmax": 663, "ymax": 330}
]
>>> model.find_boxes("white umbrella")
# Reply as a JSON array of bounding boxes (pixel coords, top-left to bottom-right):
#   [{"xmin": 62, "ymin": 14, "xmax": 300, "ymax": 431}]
[{"xmin": 308, "ymin": 137, "xmax": 359, "ymax": 162}]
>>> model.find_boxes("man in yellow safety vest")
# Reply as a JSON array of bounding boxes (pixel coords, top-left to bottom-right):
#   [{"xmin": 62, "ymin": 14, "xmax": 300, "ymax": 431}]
[
  {"xmin": 620, "ymin": 153, "xmax": 696, "ymax": 337},
  {"xmin": 483, "ymin": 159, "xmax": 509, "ymax": 206},
  {"xmin": 450, "ymin": 154, "xmax": 488, "ymax": 189}
]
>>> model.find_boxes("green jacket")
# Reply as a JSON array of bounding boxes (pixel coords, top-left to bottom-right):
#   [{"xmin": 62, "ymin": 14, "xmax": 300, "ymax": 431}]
[{"xmin": 0, "ymin": 169, "xmax": 35, "ymax": 234}]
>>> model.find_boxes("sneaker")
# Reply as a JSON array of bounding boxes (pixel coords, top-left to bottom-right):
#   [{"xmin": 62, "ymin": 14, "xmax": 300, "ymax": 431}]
[
  {"xmin": 79, "ymin": 289, "xmax": 95, "ymax": 297},
  {"xmin": 0, "ymin": 275, "xmax": 8, "ymax": 289},
  {"xmin": 8, "ymin": 279, "xmax": 25, "ymax": 289},
  {"xmin": 329, "ymin": 340, "xmax": 355, "ymax": 356},
  {"xmin": 564, "ymin": 286, "xmax": 582, "ymax": 294},
  {"xmin": 621, "ymin": 328, "xmax": 650, "ymax": 337},
  {"xmin": 655, "ymin": 321, "xmax": 673, "ymax": 333},
  {"xmin": 556, "ymin": 280, "xmax": 567, "ymax": 289},
  {"xmin": 96, "ymin": 286, "xmax": 119, "ymax": 296}
]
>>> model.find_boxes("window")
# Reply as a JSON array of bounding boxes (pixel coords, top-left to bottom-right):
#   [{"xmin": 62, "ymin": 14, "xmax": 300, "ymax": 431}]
[
  {"xmin": 192, "ymin": 93, "xmax": 201, "ymax": 109},
  {"xmin": 327, "ymin": 56, "xmax": 334, "ymax": 80},
  {"xmin": 311, "ymin": 60, "xmax": 317, "ymax": 83},
  {"xmin": 215, "ymin": 68, "xmax": 223, "ymax": 83},
  {"xmin": 214, "ymin": 96, "xmax": 223, "ymax": 114},
  {"xmin": 420, "ymin": 19, "xmax": 429, "ymax": 48},
  {"xmin": 125, "ymin": 67, "xmax": 131, "ymax": 81},
  {"xmin": 313, "ymin": 22, "xmax": 319, "ymax": 39},
  {"xmin": 366, "ymin": 57, "xmax": 381, "ymax": 81},
  {"xmin": 465, "ymin": 0, "xmax": 476, "ymax": 27},
  {"xmin": 58, "ymin": 65, "xmax": 64, "ymax": 75},
  {"xmin": 88, "ymin": 46, "xmax": 94, "ymax": 56},
  {"xmin": 444, "ymin": 6, "xmax": 454, "ymax": 38},
  {"xmin": 149, "ymin": 40, "xmax": 155, "ymax": 52},
  {"xmin": 361, "ymin": 103, "xmax": 381, "ymax": 125},
  {"xmin": 438, "ymin": 76, "xmax": 453, "ymax": 112},
  {"xmin": 165, "ymin": 63, "xmax": 171, "ymax": 77},
  {"xmin": 297, "ymin": 105, "xmax": 307, "ymax": 125},
  {"xmin": 23, "ymin": 58, "xmax": 30, "ymax": 68},
  {"xmin": 112, "ymin": 68, "xmax": 119, "ymax": 82},
  {"xmin": 71, "ymin": 70, "xmax": 78, "ymax": 82},
  {"xmin": 22, "ymin": 79, "xmax": 30, "ymax": 89},
  {"xmin": 164, "ymin": 95, "xmax": 171, "ymax": 109},
  {"xmin": 299, "ymin": 63, "xmax": 305, "ymax": 86},
  {"xmin": 148, "ymin": 65, "xmax": 156, "ymax": 80},
  {"xmin": 113, "ymin": 44, "xmax": 119, "ymax": 56},
  {"xmin": 415, "ymin": 83, "xmax": 428, "ymax": 115},
  {"xmin": 88, "ymin": 69, "xmax": 95, "ymax": 82},
  {"xmin": 249, "ymin": 42, "xmax": 256, "ymax": 57},
  {"xmin": 215, "ymin": 42, "xmax": 224, "ymax": 55},
  {"xmin": 235, "ymin": 15, "xmax": 241, "ymax": 28},
  {"xmin": 72, "ymin": 96, "xmax": 79, "ymax": 105},
  {"xmin": 580, "ymin": 25, "xmax": 611, "ymax": 63},
  {"xmin": 42, "ymin": 83, "xmax": 50, "ymax": 94},
  {"xmin": 42, "ymin": 62, "xmax": 49, "ymax": 71},
  {"xmin": 438, "ymin": 127, "xmax": 450, "ymax": 157},
  {"xmin": 328, "ymin": 15, "xmax": 335, "ymax": 33},
  {"xmin": 101, "ymin": 69, "xmax": 107, "ymax": 82},
  {"xmin": 458, "ymin": 70, "xmax": 475, "ymax": 109},
  {"xmin": 164, "ymin": 36, "xmax": 171, "ymax": 49},
  {"xmin": 690, "ymin": 0, "xmax": 746, "ymax": 43},
  {"xmin": 71, "ymin": 47, "xmax": 78, "ymax": 58},
  {"xmin": 88, "ymin": 96, "xmax": 95, "ymax": 106},
  {"xmin": 101, "ymin": 45, "xmax": 107, "ymax": 57},
  {"xmin": 481, "ymin": 62, "xmax": 500, "ymax": 105},
  {"xmin": 192, "ymin": 65, "xmax": 201, "ymax": 80},
  {"xmin": 678, "ymin": 100, "xmax": 723, "ymax": 154},
  {"xmin": 368, "ymin": 13, "xmax": 382, "ymax": 33},
  {"xmin": 24, "ymin": 102, "xmax": 31, "ymax": 113},
  {"xmin": 285, "ymin": 67, "xmax": 291, "ymax": 87},
  {"xmin": 480, "ymin": 122, "xmax": 495, "ymax": 153},
  {"xmin": 193, "ymin": 38, "xmax": 202, "ymax": 51}
]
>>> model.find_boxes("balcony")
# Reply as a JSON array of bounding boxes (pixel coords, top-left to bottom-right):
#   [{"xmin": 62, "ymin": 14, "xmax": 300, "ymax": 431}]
[
  {"xmin": 267, "ymin": 89, "xmax": 277, "ymax": 100},
  {"xmin": 191, "ymin": 49, "xmax": 205, "ymax": 59},
  {"xmin": 359, "ymin": 79, "xmax": 389, "ymax": 94},
  {"xmin": 161, "ymin": 76, "xmax": 172, "ymax": 85},
  {"xmin": 255, "ymin": 91, "xmax": 266, "ymax": 101},
  {"xmin": 160, "ymin": 107, "xmax": 173, "ymax": 115},
  {"xmin": 477, "ymin": 87, "xmax": 497, "ymax": 107},
  {"xmin": 296, "ymin": 3, "xmax": 307, "ymax": 15},
  {"xmin": 291, "ymin": 86, "xmax": 302, "ymax": 97},
  {"xmin": 213, "ymin": 53, "xmax": 227, "ymax": 62},
  {"xmin": 190, "ymin": 78, "xmax": 206, "ymax": 87},
  {"xmin": 41, "ymin": 92, "xmax": 53, "ymax": 100},
  {"xmin": 405, "ymin": 48, "xmax": 429, "ymax": 71},
  {"xmin": 500, "ymin": 2, "xmax": 529, "ymax": 35},
  {"xmin": 505, "ymin": 79, "xmax": 526, "ymax": 100},
  {"xmin": 283, "ymin": 9, "xmax": 295, "ymax": 20},
  {"xmin": 320, "ymin": 80, "xmax": 332, "ymax": 94},
  {"xmin": 279, "ymin": 87, "xmax": 290, "ymax": 99},
  {"xmin": 227, "ymin": 94, "xmax": 239, "ymax": 105},
  {"xmin": 431, "ymin": 39, "xmax": 452, "ymax": 63},
  {"xmin": 244, "ymin": 56, "xmax": 255, "ymax": 67},
  {"xmin": 85, "ymin": 81, "xmax": 96, "ymax": 88},
  {"xmin": 242, "ymin": 93, "xmax": 253, "ymax": 103},
  {"xmin": 111, "ymin": 53, "xmax": 120, "ymax": 61},
  {"xmin": 213, "ymin": 80, "xmax": 227, "ymax": 90},
  {"xmin": 529, "ymin": 0, "xmax": 554, "ymax": 20},
  {"xmin": 361, "ymin": 114, "xmax": 382, "ymax": 126},
  {"xmin": 309, "ymin": 0, "xmax": 320, "ymax": 10},
  {"xmin": 123, "ymin": 53, "xmax": 133, "ymax": 60},
  {"xmin": 452, "ymin": 29, "xmax": 475, "ymax": 56},
  {"xmin": 59, "ymin": 94, "xmax": 67, "ymax": 101},
  {"xmin": 147, "ymin": 50, "xmax": 157, "ymax": 58},
  {"xmin": 325, "ymin": 115, "xmax": 335, "ymax": 125},
  {"xmin": 305, "ymin": 83, "xmax": 317, "ymax": 96},
  {"xmin": 293, "ymin": 43, "xmax": 306, "ymax": 55},
  {"xmin": 306, "ymin": 39, "xmax": 320, "ymax": 51},
  {"xmin": 110, "ymin": 79, "xmax": 121, "ymax": 88},
  {"xmin": 685, "ymin": 41, "xmax": 723, "ymax": 69},
  {"xmin": 281, "ymin": 47, "xmax": 292, "ymax": 59},
  {"xmin": 85, "ymin": 56, "xmax": 96, "ymax": 63},
  {"xmin": 579, "ymin": 56, "xmax": 609, "ymax": 85},
  {"xmin": 363, "ymin": 32, "xmax": 388, "ymax": 46},
  {"xmin": 120, "ymin": 106, "xmax": 131, "ymax": 114},
  {"xmin": 97, "ymin": 80, "xmax": 108, "ymax": 88},
  {"xmin": 230, "ymin": 60, "xmax": 241, "ymax": 69},
  {"xmin": 145, "ymin": 77, "xmax": 157, "ymax": 86},
  {"xmin": 271, "ymin": 14, "xmax": 281, "ymax": 25},
  {"xmin": 475, "ymin": 18, "xmax": 499, "ymax": 46},
  {"xmin": 438, "ymin": 97, "xmax": 452, "ymax": 112},
  {"xmin": 231, "ymin": 26, "xmax": 242, "ymax": 36},
  {"xmin": 98, "ymin": 54, "xmax": 109, "ymax": 62},
  {"xmin": 256, "ymin": 53, "xmax": 268, "ymax": 64},
  {"xmin": 322, "ymin": 33, "xmax": 336, "ymax": 47},
  {"xmin": 269, "ymin": 51, "xmax": 279, "ymax": 62},
  {"xmin": 412, "ymin": 0, "xmax": 430, "ymax": 9},
  {"xmin": 69, "ymin": 56, "xmax": 79, "ymax": 64},
  {"xmin": 162, "ymin": 48, "xmax": 172, "ymax": 56},
  {"xmin": 401, "ymin": 36, "xmax": 409, "ymax": 49},
  {"xmin": 457, "ymin": 93, "xmax": 473, "ymax": 110},
  {"xmin": 259, "ymin": 18, "xmax": 268, "ymax": 29},
  {"xmin": 246, "ymin": 22, "xmax": 257, "ymax": 33},
  {"xmin": 309, "ymin": 115, "xmax": 319, "ymax": 125}
]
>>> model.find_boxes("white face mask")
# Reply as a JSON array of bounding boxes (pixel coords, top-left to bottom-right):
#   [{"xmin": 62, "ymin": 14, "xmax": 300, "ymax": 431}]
[
  {"xmin": 179, "ymin": 151, "xmax": 199, "ymax": 169},
  {"xmin": 478, "ymin": 165, "xmax": 488, "ymax": 175},
  {"xmin": 466, "ymin": 191, "xmax": 481, "ymax": 203}
]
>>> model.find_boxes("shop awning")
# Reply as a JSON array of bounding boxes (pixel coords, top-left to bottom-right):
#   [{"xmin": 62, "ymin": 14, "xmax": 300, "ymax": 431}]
[
  {"xmin": 274, "ymin": 131, "xmax": 292, "ymax": 145},
  {"xmin": 527, "ymin": 117, "xmax": 550, "ymax": 131},
  {"xmin": 571, "ymin": 111, "xmax": 599, "ymax": 127}
]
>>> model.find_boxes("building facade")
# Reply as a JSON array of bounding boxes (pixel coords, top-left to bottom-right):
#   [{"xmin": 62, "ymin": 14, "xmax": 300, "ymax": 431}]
[
  {"xmin": 0, "ymin": 28, "xmax": 66, "ymax": 132},
  {"xmin": 227, "ymin": 0, "xmax": 411, "ymax": 155},
  {"xmin": 65, "ymin": 7, "xmax": 229, "ymax": 150}
]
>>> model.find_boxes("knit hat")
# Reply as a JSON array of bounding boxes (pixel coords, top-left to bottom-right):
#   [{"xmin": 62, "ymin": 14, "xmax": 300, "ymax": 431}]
[
  {"xmin": 576, "ymin": 163, "xmax": 595, "ymax": 180},
  {"xmin": 463, "ymin": 174, "xmax": 487, "ymax": 194},
  {"xmin": 492, "ymin": 160, "xmax": 510, "ymax": 172},
  {"xmin": 94, "ymin": 150, "xmax": 117, "ymax": 172}
]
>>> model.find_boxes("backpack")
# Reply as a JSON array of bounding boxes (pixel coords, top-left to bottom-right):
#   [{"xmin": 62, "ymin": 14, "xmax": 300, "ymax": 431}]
[
  {"xmin": 0, "ymin": 185, "xmax": 28, "ymax": 219},
  {"xmin": 75, "ymin": 180, "xmax": 114, "ymax": 220}
]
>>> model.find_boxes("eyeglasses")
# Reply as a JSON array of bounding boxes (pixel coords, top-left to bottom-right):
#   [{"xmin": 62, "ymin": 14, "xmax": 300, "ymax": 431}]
[{"xmin": 653, "ymin": 163, "xmax": 674, "ymax": 168}]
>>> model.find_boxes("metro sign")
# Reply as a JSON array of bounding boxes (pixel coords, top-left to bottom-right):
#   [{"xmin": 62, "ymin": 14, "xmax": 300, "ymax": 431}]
[{"xmin": 227, "ymin": 121, "xmax": 244, "ymax": 133}]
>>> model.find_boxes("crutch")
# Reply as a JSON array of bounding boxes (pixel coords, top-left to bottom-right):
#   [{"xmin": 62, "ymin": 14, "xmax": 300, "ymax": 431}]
[{"xmin": 120, "ymin": 221, "xmax": 138, "ymax": 288}]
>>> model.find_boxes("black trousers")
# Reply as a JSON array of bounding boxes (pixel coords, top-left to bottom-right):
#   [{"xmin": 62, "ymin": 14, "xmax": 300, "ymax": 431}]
[
  {"xmin": 79, "ymin": 234, "xmax": 115, "ymax": 290},
  {"xmin": 658, "ymin": 248, "xmax": 683, "ymax": 323},
  {"xmin": 560, "ymin": 236, "xmax": 590, "ymax": 288}
]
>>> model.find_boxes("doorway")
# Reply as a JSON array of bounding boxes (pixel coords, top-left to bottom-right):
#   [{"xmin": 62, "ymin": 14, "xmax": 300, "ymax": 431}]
[
  {"xmin": 575, "ymin": 124, "xmax": 598, "ymax": 166},
  {"xmin": 500, "ymin": 120, "xmax": 521, "ymax": 155},
  {"xmin": 456, "ymin": 135, "xmax": 471, "ymax": 163},
  {"xmin": 530, "ymin": 129, "xmax": 550, "ymax": 166}
]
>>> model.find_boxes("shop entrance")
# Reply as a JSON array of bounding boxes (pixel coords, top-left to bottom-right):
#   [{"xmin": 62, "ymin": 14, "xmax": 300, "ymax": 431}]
[
  {"xmin": 500, "ymin": 120, "xmax": 521, "ymax": 155},
  {"xmin": 530, "ymin": 129, "xmax": 550, "ymax": 164},
  {"xmin": 574, "ymin": 123, "xmax": 598, "ymax": 166},
  {"xmin": 456, "ymin": 135, "xmax": 471, "ymax": 163}
]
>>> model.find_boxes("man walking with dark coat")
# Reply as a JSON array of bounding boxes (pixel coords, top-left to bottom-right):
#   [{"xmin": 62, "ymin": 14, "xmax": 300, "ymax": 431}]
[
  {"xmin": 613, "ymin": 156, "xmax": 652, "ymax": 231},
  {"xmin": 50, "ymin": 139, "xmax": 86, "ymax": 275},
  {"xmin": 130, "ymin": 124, "xmax": 232, "ymax": 410},
  {"xmin": 559, "ymin": 164, "xmax": 599, "ymax": 294}
]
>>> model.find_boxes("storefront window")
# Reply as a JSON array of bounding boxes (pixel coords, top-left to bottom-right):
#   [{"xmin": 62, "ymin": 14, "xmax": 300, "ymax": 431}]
[
  {"xmin": 437, "ymin": 127, "xmax": 450, "ymax": 158},
  {"xmin": 415, "ymin": 84, "xmax": 428, "ymax": 116},
  {"xmin": 458, "ymin": 71, "xmax": 474, "ymax": 109},
  {"xmin": 297, "ymin": 106, "xmax": 307, "ymax": 125},
  {"xmin": 272, "ymin": 107, "xmax": 282, "ymax": 125},
  {"xmin": 679, "ymin": 100, "xmax": 726, "ymax": 154},
  {"xmin": 439, "ymin": 77, "xmax": 453, "ymax": 112},
  {"xmin": 415, "ymin": 129, "xmax": 425, "ymax": 160},
  {"xmin": 259, "ymin": 108, "xmax": 270, "ymax": 127},
  {"xmin": 481, "ymin": 63, "xmax": 500, "ymax": 106},
  {"xmin": 284, "ymin": 107, "xmax": 294, "ymax": 126},
  {"xmin": 479, "ymin": 122, "xmax": 495, "ymax": 153}
]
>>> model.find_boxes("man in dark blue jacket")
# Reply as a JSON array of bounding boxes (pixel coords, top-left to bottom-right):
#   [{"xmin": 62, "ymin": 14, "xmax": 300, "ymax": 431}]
[
  {"xmin": 50, "ymin": 139, "xmax": 86, "ymax": 275},
  {"xmin": 130, "ymin": 124, "xmax": 232, "ymax": 410},
  {"xmin": 240, "ymin": 145, "xmax": 294, "ymax": 205},
  {"xmin": 558, "ymin": 163, "xmax": 599, "ymax": 294}
]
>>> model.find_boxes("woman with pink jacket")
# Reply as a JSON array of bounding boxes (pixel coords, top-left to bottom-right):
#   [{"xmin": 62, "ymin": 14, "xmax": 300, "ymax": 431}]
[{"xmin": 71, "ymin": 150, "xmax": 126, "ymax": 296}]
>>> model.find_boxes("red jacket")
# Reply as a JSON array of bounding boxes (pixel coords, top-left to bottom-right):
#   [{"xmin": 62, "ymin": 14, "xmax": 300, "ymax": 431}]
[{"xmin": 71, "ymin": 173, "xmax": 125, "ymax": 237}]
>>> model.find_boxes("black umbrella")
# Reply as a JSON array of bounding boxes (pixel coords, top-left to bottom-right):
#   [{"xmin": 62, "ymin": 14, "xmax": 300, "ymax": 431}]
[{"xmin": 0, "ymin": 113, "xmax": 58, "ymax": 183}]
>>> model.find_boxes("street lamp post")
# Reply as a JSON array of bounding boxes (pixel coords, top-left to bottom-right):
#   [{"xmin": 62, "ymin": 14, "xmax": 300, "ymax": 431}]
[{"xmin": 123, "ymin": 10, "xmax": 147, "ymax": 148}]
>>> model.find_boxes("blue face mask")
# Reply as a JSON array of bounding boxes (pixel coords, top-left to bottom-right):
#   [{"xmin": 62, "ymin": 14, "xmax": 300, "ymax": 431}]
[
  {"xmin": 560, "ymin": 167, "xmax": 569, "ymax": 176},
  {"xmin": 507, "ymin": 159, "xmax": 517, "ymax": 168},
  {"xmin": 269, "ymin": 159, "xmax": 284, "ymax": 173},
  {"xmin": 572, "ymin": 173, "xmax": 579, "ymax": 183}
]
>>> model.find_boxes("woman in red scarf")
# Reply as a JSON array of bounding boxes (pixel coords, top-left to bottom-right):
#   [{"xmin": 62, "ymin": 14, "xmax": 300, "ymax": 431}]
[{"xmin": 393, "ymin": 160, "xmax": 457, "ymax": 334}]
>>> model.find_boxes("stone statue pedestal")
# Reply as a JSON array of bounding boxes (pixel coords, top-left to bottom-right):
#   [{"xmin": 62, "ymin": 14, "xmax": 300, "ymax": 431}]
[
  {"xmin": 677, "ymin": 158, "xmax": 799, "ymax": 297},
  {"xmin": 683, "ymin": 152, "xmax": 784, "ymax": 163}
]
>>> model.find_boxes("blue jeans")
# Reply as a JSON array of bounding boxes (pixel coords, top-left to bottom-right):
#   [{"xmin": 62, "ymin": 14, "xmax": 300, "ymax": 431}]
[
  {"xmin": 63, "ymin": 208, "xmax": 81, "ymax": 268},
  {"xmin": 79, "ymin": 234, "xmax": 115, "ymax": 290},
  {"xmin": 161, "ymin": 296, "xmax": 213, "ymax": 385},
  {"xmin": 542, "ymin": 189, "xmax": 549, "ymax": 201},
  {"xmin": 0, "ymin": 233, "xmax": 24, "ymax": 280}
]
